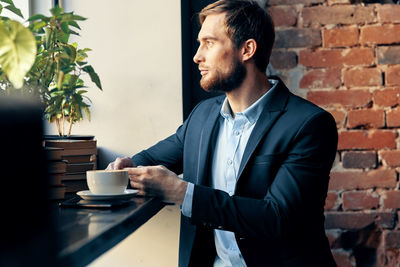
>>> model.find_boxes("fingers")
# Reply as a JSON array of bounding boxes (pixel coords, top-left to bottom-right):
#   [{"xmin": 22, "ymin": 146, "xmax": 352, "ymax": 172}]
[
  {"xmin": 107, "ymin": 157, "xmax": 134, "ymax": 170},
  {"xmin": 105, "ymin": 162, "xmax": 114, "ymax": 170}
]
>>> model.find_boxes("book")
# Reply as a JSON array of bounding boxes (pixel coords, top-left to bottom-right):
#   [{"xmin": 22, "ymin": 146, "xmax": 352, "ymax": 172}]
[
  {"xmin": 44, "ymin": 139, "xmax": 96, "ymax": 150},
  {"xmin": 62, "ymin": 173, "xmax": 87, "ymax": 181},
  {"xmin": 48, "ymin": 173, "xmax": 65, "ymax": 186},
  {"xmin": 48, "ymin": 185, "xmax": 66, "ymax": 200},
  {"xmin": 66, "ymin": 162, "xmax": 95, "ymax": 173},
  {"xmin": 44, "ymin": 147, "xmax": 64, "ymax": 161},
  {"xmin": 63, "ymin": 180, "xmax": 88, "ymax": 193},
  {"xmin": 62, "ymin": 154, "xmax": 93, "ymax": 163},
  {"xmin": 59, "ymin": 148, "xmax": 97, "ymax": 156},
  {"xmin": 47, "ymin": 160, "xmax": 68, "ymax": 174}
]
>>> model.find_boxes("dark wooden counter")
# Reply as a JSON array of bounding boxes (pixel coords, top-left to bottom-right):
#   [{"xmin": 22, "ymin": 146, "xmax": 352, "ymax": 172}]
[{"xmin": 55, "ymin": 196, "xmax": 165, "ymax": 267}]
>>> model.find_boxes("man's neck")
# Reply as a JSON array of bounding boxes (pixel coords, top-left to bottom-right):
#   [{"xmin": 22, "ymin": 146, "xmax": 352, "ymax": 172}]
[{"xmin": 225, "ymin": 70, "xmax": 270, "ymax": 116}]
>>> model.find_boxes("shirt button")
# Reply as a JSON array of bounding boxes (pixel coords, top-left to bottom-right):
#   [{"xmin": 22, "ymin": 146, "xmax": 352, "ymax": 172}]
[
  {"xmin": 227, "ymin": 159, "xmax": 233, "ymax": 165},
  {"xmin": 234, "ymin": 130, "xmax": 240, "ymax": 136}
]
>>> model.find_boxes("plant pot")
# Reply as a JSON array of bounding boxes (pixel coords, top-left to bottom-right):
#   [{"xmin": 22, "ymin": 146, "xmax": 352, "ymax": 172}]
[{"xmin": 44, "ymin": 135, "xmax": 95, "ymax": 141}]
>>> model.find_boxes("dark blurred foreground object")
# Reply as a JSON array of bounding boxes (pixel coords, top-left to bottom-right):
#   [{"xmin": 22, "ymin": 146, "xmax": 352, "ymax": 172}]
[{"xmin": 0, "ymin": 96, "xmax": 57, "ymax": 266}]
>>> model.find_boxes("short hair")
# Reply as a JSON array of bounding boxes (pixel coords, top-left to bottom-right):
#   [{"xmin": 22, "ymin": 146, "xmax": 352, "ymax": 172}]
[{"xmin": 199, "ymin": 0, "xmax": 275, "ymax": 73}]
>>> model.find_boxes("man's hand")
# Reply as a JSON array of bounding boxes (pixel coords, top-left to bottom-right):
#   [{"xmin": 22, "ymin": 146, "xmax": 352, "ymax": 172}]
[
  {"xmin": 106, "ymin": 156, "xmax": 135, "ymax": 170},
  {"xmin": 127, "ymin": 165, "xmax": 188, "ymax": 205}
]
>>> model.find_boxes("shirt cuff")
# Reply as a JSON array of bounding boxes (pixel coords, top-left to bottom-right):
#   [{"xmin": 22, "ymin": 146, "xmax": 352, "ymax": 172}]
[{"xmin": 180, "ymin": 182, "xmax": 194, "ymax": 218}]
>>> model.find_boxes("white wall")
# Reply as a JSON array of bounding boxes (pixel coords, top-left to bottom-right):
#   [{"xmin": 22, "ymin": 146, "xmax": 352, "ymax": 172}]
[
  {"xmin": 44, "ymin": 0, "xmax": 183, "ymax": 169},
  {"xmin": 31, "ymin": 0, "xmax": 183, "ymax": 266}
]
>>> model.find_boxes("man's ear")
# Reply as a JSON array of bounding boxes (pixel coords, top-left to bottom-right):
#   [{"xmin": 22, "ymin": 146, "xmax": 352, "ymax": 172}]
[{"xmin": 241, "ymin": 39, "xmax": 257, "ymax": 62}]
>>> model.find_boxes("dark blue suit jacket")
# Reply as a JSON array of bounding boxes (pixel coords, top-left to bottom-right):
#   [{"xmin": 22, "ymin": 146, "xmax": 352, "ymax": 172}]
[{"xmin": 132, "ymin": 79, "xmax": 338, "ymax": 267}]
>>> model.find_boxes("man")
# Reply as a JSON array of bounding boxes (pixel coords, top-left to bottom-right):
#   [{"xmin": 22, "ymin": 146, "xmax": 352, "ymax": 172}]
[{"xmin": 108, "ymin": 0, "xmax": 338, "ymax": 266}]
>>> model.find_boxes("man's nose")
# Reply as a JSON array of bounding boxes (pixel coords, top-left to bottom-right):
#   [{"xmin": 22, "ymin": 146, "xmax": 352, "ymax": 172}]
[{"xmin": 193, "ymin": 47, "xmax": 203, "ymax": 64}]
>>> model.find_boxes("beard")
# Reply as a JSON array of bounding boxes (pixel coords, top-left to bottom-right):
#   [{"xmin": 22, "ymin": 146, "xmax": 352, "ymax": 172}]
[{"xmin": 200, "ymin": 58, "xmax": 246, "ymax": 93}]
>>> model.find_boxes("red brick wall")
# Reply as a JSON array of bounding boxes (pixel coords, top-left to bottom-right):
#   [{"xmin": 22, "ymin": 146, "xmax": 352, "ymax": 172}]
[{"xmin": 267, "ymin": 1, "xmax": 400, "ymax": 266}]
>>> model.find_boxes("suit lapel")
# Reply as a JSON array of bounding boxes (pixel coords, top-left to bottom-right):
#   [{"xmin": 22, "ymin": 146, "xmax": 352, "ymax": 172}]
[
  {"xmin": 237, "ymin": 81, "xmax": 290, "ymax": 181},
  {"xmin": 195, "ymin": 97, "xmax": 223, "ymax": 185}
]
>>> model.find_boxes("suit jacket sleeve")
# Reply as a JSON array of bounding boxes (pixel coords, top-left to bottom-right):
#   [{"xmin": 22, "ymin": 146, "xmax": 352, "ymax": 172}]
[
  {"xmin": 190, "ymin": 111, "xmax": 338, "ymax": 241},
  {"xmin": 131, "ymin": 101, "xmax": 203, "ymax": 175}
]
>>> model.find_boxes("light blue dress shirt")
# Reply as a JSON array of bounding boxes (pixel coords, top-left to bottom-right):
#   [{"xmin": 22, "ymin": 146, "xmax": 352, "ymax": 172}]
[{"xmin": 182, "ymin": 79, "xmax": 278, "ymax": 267}]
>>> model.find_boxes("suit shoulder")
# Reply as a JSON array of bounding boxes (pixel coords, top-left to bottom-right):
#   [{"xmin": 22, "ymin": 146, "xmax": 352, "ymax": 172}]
[
  {"xmin": 287, "ymin": 93, "xmax": 330, "ymax": 117},
  {"xmin": 284, "ymin": 92, "xmax": 336, "ymax": 129}
]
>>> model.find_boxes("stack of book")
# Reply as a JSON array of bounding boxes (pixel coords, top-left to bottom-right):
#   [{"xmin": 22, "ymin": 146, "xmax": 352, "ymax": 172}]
[
  {"xmin": 45, "ymin": 147, "xmax": 67, "ymax": 200},
  {"xmin": 44, "ymin": 139, "xmax": 97, "ymax": 196}
]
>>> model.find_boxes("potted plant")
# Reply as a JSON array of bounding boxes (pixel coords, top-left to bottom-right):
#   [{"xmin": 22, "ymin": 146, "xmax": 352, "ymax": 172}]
[{"xmin": 0, "ymin": 0, "xmax": 102, "ymax": 137}]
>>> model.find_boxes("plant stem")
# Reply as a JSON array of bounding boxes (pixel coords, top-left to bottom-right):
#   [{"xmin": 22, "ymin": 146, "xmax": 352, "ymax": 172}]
[
  {"xmin": 62, "ymin": 113, "xmax": 65, "ymax": 136},
  {"xmin": 56, "ymin": 118, "xmax": 62, "ymax": 136},
  {"xmin": 67, "ymin": 116, "xmax": 73, "ymax": 137}
]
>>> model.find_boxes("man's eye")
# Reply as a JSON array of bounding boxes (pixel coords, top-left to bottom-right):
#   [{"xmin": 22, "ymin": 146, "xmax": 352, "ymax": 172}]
[{"xmin": 206, "ymin": 41, "xmax": 214, "ymax": 47}]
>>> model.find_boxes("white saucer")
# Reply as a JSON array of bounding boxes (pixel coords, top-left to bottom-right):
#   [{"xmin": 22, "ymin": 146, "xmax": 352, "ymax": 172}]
[{"xmin": 77, "ymin": 189, "xmax": 139, "ymax": 200}]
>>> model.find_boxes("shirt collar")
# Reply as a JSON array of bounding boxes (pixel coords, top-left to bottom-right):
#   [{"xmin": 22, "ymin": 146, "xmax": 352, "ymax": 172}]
[{"xmin": 220, "ymin": 79, "xmax": 279, "ymax": 125}]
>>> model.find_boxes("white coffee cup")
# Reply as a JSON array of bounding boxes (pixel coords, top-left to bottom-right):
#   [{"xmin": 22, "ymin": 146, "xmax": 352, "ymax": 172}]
[{"xmin": 86, "ymin": 170, "xmax": 129, "ymax": 195}]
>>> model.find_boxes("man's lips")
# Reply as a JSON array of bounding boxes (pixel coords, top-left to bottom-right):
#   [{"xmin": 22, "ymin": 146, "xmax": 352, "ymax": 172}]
[{"xmin": 199, "ymin": 69, "xmax": 208, "ymax": 76}]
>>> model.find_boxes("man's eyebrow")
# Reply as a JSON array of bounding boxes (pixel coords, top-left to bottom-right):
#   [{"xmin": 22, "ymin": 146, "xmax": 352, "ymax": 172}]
[{"xmin": 197, "ymin": 36, "xmax": 219, "ymax": 42}]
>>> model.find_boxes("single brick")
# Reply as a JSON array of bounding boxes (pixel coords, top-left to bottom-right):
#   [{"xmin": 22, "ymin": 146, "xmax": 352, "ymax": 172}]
[
  {"xmin": 377, "ymin": 4, "xmax": 400, "ymax": 23},
  {"xmin": 325, "ymin": 192, "xmax": 339, "ymax": 211},
  {"xmin": 302, "ymin": 5, "xmax": 375, "ymax": 26},
  {"xmin": 329, "ymin": 169, "xmax": 397, "ymax": 190},
  {"xmin": 268, "ymin": 0, "xmax": 323, "ymax": 5},
  {"xmin": 342, "ymin": 191, "xmax": 379, "ymax": 211},
  {"xmin": 386, "ymin": 108, "xmax": 400, "ymax": 128},
  {"xmin": 386, "ymin": 65, "xmax": 400, "ymax": 86},
  {"xmin": 268, "ymin": 6, "xmax": 297, "ymax": 27},
  {"xmin": 384, "ymin": 230, "xmax": 400, "ymax": 248},
  {"xmin": 326, "ymin": 109, "xmax": 346, "ymax": 127},
  {"xmin": 377, "ymin": 46, "xmax": 400, "ymax": 65},
  {"xmin": 331, "ymin": 249, "xmax": 356, "ymax": 267},
  {"xmin": 323, "ymin": 27, "xmax": 359, "ymax": 48},
  {"xmin": 380, "ymin": 150, "xmax": 400, "ymax": 167},
  {"xmin": 299, "ymin": 48, "xmax": 374, "ymax": 68},
  {"xmin": 360, "ymin": 25, "xmax": 400, "ymax": 45},
  {"xmin": 326, "ymin": 229, "xmax": 343, "ymax": 248},
  {"xmin": 344, "ymin": 68, "xmax": 382, "ymax": 88},
  {"xmin": 338, "ymin": 130, "xmax": 397, "ymax": 150},
  {"xmin": 307, "ymin": 90, "xmax": 371, "ymax": 108},
  {"xmin": 300, "ymin": 68, "xmax": 341, "ymax": 89},
  {"xmin": 328, "ymin": 0, "xmax": 351, "ymax": 4},
  {"xmin": 325, "ymin": 211, "xmax": 396, "ymax": 230},
  {"xmin": 270, "ymin": 50, "xmax": 297, "ymax": 70},
  {"xmin": 383, "ymin": 191, "xmax": 400, "ymax": 209},
  {"xmin": 347, "ymin": 109, "xmax": 384, "ymax": 129},
  {"xmin": 373, "ymin": 88, "xmax": 400, "ymax": 107},
  {"xmin": 342, "ymin": 151, "xmax": 377, "ymax": 169},
  {"xmin": 274, "ymin": 28, "xmax": 321, "ymax": 48}
]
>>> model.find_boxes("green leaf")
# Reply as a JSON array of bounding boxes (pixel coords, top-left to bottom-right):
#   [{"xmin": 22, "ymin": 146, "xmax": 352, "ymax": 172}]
[
  {"xmin": 83, "ymin": 106, "xmax": 90, "ymax": 121},
  {"xmin": 0, "ymin": 20, "xmax": 36, "ymax": 88},
  {"xmin": 4, "ymin": 4, "xmax": 23, "ymax": 19},
  {"xmin": 72, "ymin": 15, "xmax": 86, "ymax": 21},
  {"xmin": 0, "ymin": 0, "xmax": 14, "ymax": 6},
  {"xmin": 82, "ymin": 65, "xmax": 102, "ymax": 90},
  {"xmin": 68, "ymin": 20, "xmax": 80, "ymax": 29},
  {"xmin": 60, "ymin": 21, "xmax": 69, "ymax": 34},
  {"xmin": 0, "ymin": 5, "xmax": 3, "ymax": 15},
  {"xmin": 27, "ymin": 14, "xmax": 48, "ymax": 22},
  {"xmin": 56, "ymin": 28, "xmax": 69, "ymax": 43},
  {"xmin": 50, "ymin": 6, "xmax": 63, "ymax": 16},
  {"xmin": 69, "ymin": 29, "xmax": 79, "ymax": 36},
  {"xmin": 32, "ymin": 21, "xmax": 46, "ymax": 31},
  {"xmin": 77, "ymin": 90, "xmax": 87, "ymax": 94}
]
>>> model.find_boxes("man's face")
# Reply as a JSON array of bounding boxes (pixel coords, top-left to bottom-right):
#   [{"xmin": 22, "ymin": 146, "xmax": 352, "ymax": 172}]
[{"xmin": 193, "ymin": 13, "xmax": 246, "ymax": 92}]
